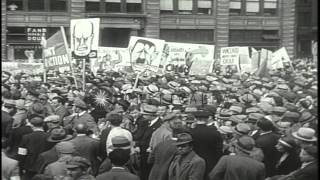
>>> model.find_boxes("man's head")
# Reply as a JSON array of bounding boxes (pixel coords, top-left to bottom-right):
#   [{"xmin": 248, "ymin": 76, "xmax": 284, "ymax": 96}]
[
  {"xmin": 73, "ymin": 21, "xmax": 94, "ymax": 57},
  {"xmin": 108, "ymin": 113, "xmax": 123, "ymax": 127},
  {"xmin": 29, "ymin": 115, "xmax": 44, "ymax": 128},
  {"xmin": 39, "ymin": 94, "xmax": 49, "ymax": 105},
  {"xmin": 66, "ymin": 156, "xmax": 91, "ymax": 179},
  {"xmin": 74, "ymin": 123, "xmax": 89, "ymax": 135},
  {"xmin": 109, "ymin": 149, "xmax": 131, "ymax": 167},
  {"xmin": 157, "ymin": 105, "xmax": 167, "ymax": 118},
  {"xmin": 140, "ymin": 104, "xmax": 158, "ymax": 121},
  {"xmin": 44, "ymin": 115, "xmax": 61, "ymax": 130},
  {"xmin": 175, "ymin": 133, "xmax": 193, "ymax": 156},
  {"xmin": 51, "ymin": 96, "xmax": 64, "ymax": 109}
]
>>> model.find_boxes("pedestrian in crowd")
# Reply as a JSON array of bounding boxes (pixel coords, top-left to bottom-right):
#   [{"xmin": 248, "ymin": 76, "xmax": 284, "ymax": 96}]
[
  {"xmin": 44, "ymin": 115, "xmax": 63, "ymax": 132},
  {"xmin": 12, "ymin": 99, "xmax": 28, "ymax": 128},
  {"xmin": 209, "ymin": 136, "xmax": 265, "ymax": 180},
  {"xmin": 274, "ymin": 136, "xmax": 301, "ymax": 175},
  {"xmin": 148, "ymin": 112, "xmax": 179, "ymax": 152},
  {"xmin": 2, "ymin": 137, "xmax": 21, "ymax": 180},
  {"xmin": 292, "ymin": 127, "xmax": 317, "ymax": 148},
  {"xmin": 96, "ymin": 136, "xmax": 139, "ymax": 180},
  {"xmin": 43, "ymin": 141, "xmax": 76, "ymax": 178},
  {"xmin": 2, "ymin": 99, "xmax": 15, "ymax": 139},
  {"xmin": 51, "ymin": 96, "xmax": 70, "ymax": 121},
  {"xmin": 18, "ymin": 115, "xmax": 50, "ymax": 179},
  {"xmin": 69, "ymin": 123, "xmax": 101, "ymax": 176},
  {"xmin": 63, "ymin": 98, "xmax": 98, "ymax": 136},
  {"xmin": 148, "ymin": 127, "xmax": 188, "ymax": 180},
  {"xmin": 134, "ymin": 104, "xmax": 162, "ymax": 180},
  {"xmin": 168, "ymin": 132, "xmax": 206, "ymax": 180},
  {"xmin": 190, "ymin": 110, "xmax": 223, "ymax": 179},
  {"xmin": 64, "ymin": 156, "xmax": 96, "ymax": 180},
  {"xmin": 253, "ymin": 117, "xmax": 281, "ymax": 177},
  {"xmin": 38, "ymin": 94, "xmax": 54, "ymax": 116},
  {"xmin": 35, "ymin": 127, "xmax": 73, "ymax": 174}
]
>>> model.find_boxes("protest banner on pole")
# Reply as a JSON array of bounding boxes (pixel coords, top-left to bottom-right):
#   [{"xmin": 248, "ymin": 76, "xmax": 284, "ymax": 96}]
[
  {"xmin": 40, "ymin": 36, "xmax": 47, "ymax": 83},
  {"xmin": 70, "ymin": 18, "xmax": 100, "ymax": 90},
  {"xmin": 128, "ymin": 36, "xmax": 165, "ymax": 73},
  {"xmin": 60, "ymin": 26, "xmax": 78, "ymax": 89},
  {"xmin": 270, "ymin": 47, "xmax": 290, "ymax": 70},
  {"xmin": 162, "ymin": 42, "xmax": 215, "ymax": 74},
  {"xmin": 91, "ymin": 47, "xmax": 131, "ymax": 75}
]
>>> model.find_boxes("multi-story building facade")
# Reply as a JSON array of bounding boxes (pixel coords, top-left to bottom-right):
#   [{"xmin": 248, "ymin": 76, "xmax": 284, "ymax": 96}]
[{"xmin": 1, "ymin": 0, "xmax": 315, "ymax": 62}]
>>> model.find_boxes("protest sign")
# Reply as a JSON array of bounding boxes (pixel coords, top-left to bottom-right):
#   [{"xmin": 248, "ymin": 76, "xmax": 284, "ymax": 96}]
[
  {"xmin": 70, "ymin": 18, "xmax": 100, "ymax": 58},
  {"xmin": 189, "ymin": 60, "xmax": 214, "ymax": 75},
  {"xmin": 270, "ymin": 47, "xmax": 290, "ymax": 69},
  {"xmin": 163, "ymin": 42, "xmax": 215, "ymax": 74},
  {"xmin": 2, "ymin": 62, "xmax": 44, "ymax": 75},
  {"xmin": 128, "ymin": 36, "xmax": 165, "ymax": 72},
  {"xmin": 220, "ymin": 46, "xmax": 249, "ymax": 74},
  {"xmin": 43, "ymin": 30, "xmax": 71, "ymax": 72},
  {"xmin": 260, "ymin": 48, "xmax": 273, "ymax": 69},
  {"xmin": 250, "ymin": 47, "xmax": 260, "ymax": 72},
  {"xmin": 239, "ymin": 54, "xmax": 252, "ymax": 73},
  {"xmin": 91, "ymin": 47, "xmax": 131, "ymax": 75}
]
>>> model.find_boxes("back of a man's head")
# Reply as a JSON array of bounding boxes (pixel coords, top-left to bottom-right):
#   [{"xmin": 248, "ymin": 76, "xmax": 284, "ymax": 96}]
[
  {"xmin": 109, "ymin": 149, "xmax": 131, "ymax": 167},
  {"xmin": 75, "ymin": 123, "xmax": 89, "ymax": 134},
  {"xmin": 109, "ymin": 113, "xmax": 123, "ymax": 127}
]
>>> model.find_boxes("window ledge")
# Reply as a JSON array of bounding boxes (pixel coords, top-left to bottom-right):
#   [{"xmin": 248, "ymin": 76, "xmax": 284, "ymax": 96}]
[
  {"xmin": 7, "ymin": 11, "xmax": 69, "ymax": 15},
  {"xmin": 86, "ymin": 13, "xmax": 147, "ymax": 18}
]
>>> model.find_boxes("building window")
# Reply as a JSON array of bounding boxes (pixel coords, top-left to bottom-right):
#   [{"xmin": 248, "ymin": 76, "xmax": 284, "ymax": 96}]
[
  {"xmin": 160, "ymin": 29, "xmax": 214, "ymax": 44},
  {"xmin": 198, "ymin": 0, "xmax": 212, "ymax": 14},
  {"xmin": 105, "ymin": 0, "xmax": 121, "ymax": 12},
  {"xmin": 127, "ymin": 0, "xmax": 142, "ymax": 13},
  {"xmin": 229, "ymin": 30, "xmax": 279, "ymax": 50},
  {"xmin": 7, "ymin": 0, "xmax": 23, "ymax": 11},
  {"xmin": 50, "ymin": 0, "xmax": 67, "ymax": 12},
  {"xmin": 246, "ymin": 0, "xmax": 260, "ymax": 15},
  {"xmin": 263, "ymin": 0, "xmax": 277, "ymax": 15},
  {"xmin": 229, "ymin": 0, "xmax": 242, "ymax": 15},
  {"xmin": 298, "ymin": 12, "xmax": 312, "ymax": 26},
  {"xmin": 160, "ymin": 0, "xmax": 213, "ymax": 15},
  {"xmin": 230, "ymin": 0, "xmax": 278, "ymax": 16},
  {"xmin": 85, "ymin": 0, "xmax": 101, "ymax": 12},
  {"xmin": 28, "ymin": 0, "xmax": 45, "ymax": 11},
  {"xmin": 160, "ymin": 0, "xmax": 173, "ymax": 14},
  {"xmin": 178, "ymin": 0, "xmax": 193, "ymax": 14}
]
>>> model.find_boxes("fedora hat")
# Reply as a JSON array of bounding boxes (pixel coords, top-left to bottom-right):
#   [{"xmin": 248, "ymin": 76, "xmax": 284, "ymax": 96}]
[
  {"xmin": 175, "ymin": 133, "xmax": 193, "ymax": 146},
  {"xmin": 15, "ymin": 99, "xmax": 27, "ymax": 110},
  {"xmin": 140, "ymin": 104, "xmax": 158, "ymax": 115},
  {"xmin": 111, "ymin": 136, "xmax": 131, "ymax": 149},
  {"xmin": 232, "ymin": 123, "xmax": 251, "ymax": 135},
  {"xmin": 47, "ymin": 128, "xmax": 73, "ymax": 142},
  {"xmin": 218, "ymin": 126, "xmax": 234, "ymax": 134},
  {"xmin": 292, "ymin": 127, "xmax": 317, "ymax": 142},
  {"xmin": 234, "ymin": 136, "xmax": 255, "ymax": 154}
]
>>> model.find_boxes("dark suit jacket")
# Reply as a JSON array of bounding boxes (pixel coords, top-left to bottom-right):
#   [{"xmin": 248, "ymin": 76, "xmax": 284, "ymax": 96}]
[
  {"xmin": 69, "ymin": 135, "xmax": 101, "ymax": 175},
  {"xmin": 275, "ymin": 152, "xmax": 301, "ymax": 175},
  {"xmin": 134, "ymin": 118, "xmax": 162, "ymax": 151},
  {"xmin": 35, "ymin": 147, "xmax": 59, "ymax": 174},
  {"xmin": 254, "ymin": 132, "xmax": 281, "ymax": 177},
  {"xmin": 209, "ymin": 155, "xmax": 265, "ymax": 180},
  {"xmin": 18, "ymin": 131, "xmax": 50, "ymax": 172},
  {"xmin": 7, "ymin": 125, "xmax": 33, "ymax": 159},
  {"xmin": 99, "ymin": 126, "xmax": 112, "ymax": 160},
  {"xmin": 64, "ymin": 112, "xmax": 98, "ymax": 135},
  {"xmin": 148, "ymin": 139, "xmax": 177, "ymax": 180},
  {"xmin": 292, "ymin": 161, "xmax": 318, "ymax": 180},
  {"xmin": 96, "ymin": 168, "xmax": 140, "ymax": 180},
  {"xmin": 190, "ymin": 124, "xmax": 223, "ymax": 176},
  {"xmin": 2, "ymin": 110, "xmax": 13, "ymax": 139}
]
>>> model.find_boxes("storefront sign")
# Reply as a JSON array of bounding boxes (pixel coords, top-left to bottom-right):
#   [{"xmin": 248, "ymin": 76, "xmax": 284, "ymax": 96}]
[{"xmin": 27, "ymin": 27, "xmax": 47, "ymax": 42}]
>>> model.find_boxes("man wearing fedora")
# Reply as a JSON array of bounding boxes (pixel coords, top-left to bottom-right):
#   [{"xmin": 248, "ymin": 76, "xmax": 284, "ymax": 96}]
[
  {"xmin": 43, "ymin": 141, "xmax": 76, "ymax": 178},
  {"xmin": 168, "ymin": 132, "xmax": 205, "ymax": 180},
  {"xmin": 64, "ymin": 156, "xmax": 96, "ymax": 180},
  {"xmin": 134, "ymin": 104, "xmax": 162, "ymax": 180},
  {"xmin": 209, "ymin": 136, "xmax": 265, "ymax": 180},
  {"xmin": 189, "ymin": 111, "xmax": 223, "ymax": 179},
  {"xmin": 292, "ymin": 127, "xmax": 317, "ymax": 148},
  {"xmin": 34, "ymin": 127, "xmax": 74, "ymax": 174}
]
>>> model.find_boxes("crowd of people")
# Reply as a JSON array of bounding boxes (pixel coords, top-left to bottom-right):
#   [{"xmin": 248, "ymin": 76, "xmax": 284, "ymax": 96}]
[{"xmin": 1, "ymin": 57, "xmax": 318, "ymax": 180}]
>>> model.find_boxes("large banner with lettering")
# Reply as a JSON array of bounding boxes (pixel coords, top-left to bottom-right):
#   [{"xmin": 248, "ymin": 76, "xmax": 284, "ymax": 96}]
[
  {"xmin": 91, "ymin": 47, "xmax": 131, "ymax": 75},
  {"xmin": 128, "ymin": 36, "xmax": 165, "ymax": 72},
  {"xmin": 269, "ymin": 47, "xmax": 290, "ymax": 69},
  {"xmin": 70, "ymin": 18, "xmax": 100, "ymax": 58},
  {"xmin": 2, "ymin": 62, "xmax": 44, "ymax": 75},
  {"xmin": 162, "ymin": 42, "xmax": 215, "ymax": 74},
  {"xmin": 43, "ymin": 30, "xmax": 71, "ymax": 72}
]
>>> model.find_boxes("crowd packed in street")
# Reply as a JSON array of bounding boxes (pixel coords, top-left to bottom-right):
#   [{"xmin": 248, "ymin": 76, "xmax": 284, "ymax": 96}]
[{"xmin": 1, "ymin": 57, "xmax": 318, "ymax": 180}]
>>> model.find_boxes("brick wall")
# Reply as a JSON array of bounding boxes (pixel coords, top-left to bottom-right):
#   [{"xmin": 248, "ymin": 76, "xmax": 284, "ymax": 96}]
[
  {"xmin": 281, "ymin": 0, "xmax": 296, "ymax": 58},
  {"xmin": 144, "ymin": 0, "xmax": 160, "ymax": 38}
]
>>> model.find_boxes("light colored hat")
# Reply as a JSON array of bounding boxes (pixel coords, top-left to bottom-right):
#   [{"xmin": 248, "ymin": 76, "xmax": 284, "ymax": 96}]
[
  {"xmin": 218, "ymin": 126, "xmax": 233, "ymax": 134},
  {"xmin": 15, "ymin": 99, "xmax": 27, "ymax": 110},
  {"xmin": 292, "ymin": 127, "xmax": 317, "ymax": 142},
  {"xmin": 232, "ymin": 123, "xmax": 251, "ymax": 135},
  {"xmin": 234, "ymin": 136, "xmax": 256, "ymax": 154}
]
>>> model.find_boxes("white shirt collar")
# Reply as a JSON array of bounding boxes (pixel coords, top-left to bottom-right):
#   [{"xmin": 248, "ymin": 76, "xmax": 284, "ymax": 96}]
[
  {"xmin": 260, "ymin": 131, "xmax": 272, "ymax": 136},
  {"xmin": 78, "ymin": 111, "xmax": 86, "ymax": 116},
  {"xmin": 301, "ymin": 161, "xmax": 314, "ymax": 169}
]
